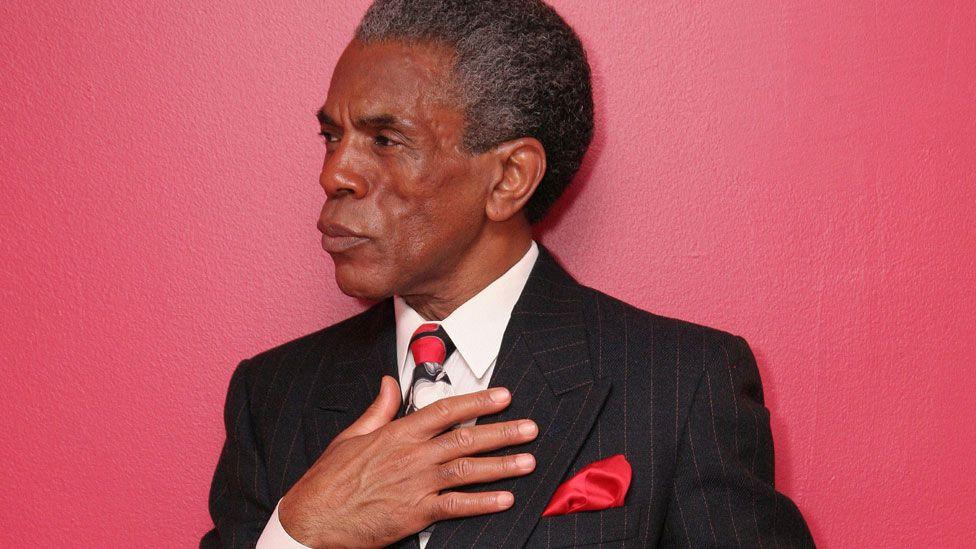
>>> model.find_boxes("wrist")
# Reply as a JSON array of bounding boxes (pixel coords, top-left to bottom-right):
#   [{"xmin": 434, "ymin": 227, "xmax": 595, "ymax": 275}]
[
  {"xmin": 278, "ymin": 493, "xmax": 321, "ymax": 547},
  {"xmin": 279, "ymin": 493, "xmax": 361, "ymax": 549}
]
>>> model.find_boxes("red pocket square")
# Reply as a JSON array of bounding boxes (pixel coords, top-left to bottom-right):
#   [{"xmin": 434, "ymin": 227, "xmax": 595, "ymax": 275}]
[{"xmin": 542, "ymin": 454, "xmax": 632, "ymax": 517}]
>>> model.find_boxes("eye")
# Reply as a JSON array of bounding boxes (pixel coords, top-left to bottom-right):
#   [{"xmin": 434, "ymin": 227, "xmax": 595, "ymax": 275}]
[
  {"xmin": 373, "ymin": 134, "xmax": 400, "ymax": 148},
  {"xmin": 318, "ymin": 130, "xmax": 339, "ymax": 144}
]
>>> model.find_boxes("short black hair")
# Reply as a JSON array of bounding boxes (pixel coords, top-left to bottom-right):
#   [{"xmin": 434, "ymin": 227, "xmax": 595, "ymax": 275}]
[{"xmin": 355, "ymin": 0, "xmax": 594, "ymax": 225}]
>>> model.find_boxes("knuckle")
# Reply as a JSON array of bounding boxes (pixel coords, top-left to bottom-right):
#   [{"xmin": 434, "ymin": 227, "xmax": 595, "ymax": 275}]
[
  {"xmin": 436, "ymin": 461, "xmax": 460, "ymax": 483},
  {"xmin": 439, "ymin": 457, "xmax": 473, "ymax": 484},
  {"xmin": 454, "ymin": 457, "xmax": 474, "ymax": 479},
  {"xmin": 377, "ymin": 425, "xmax": 401, "ymax": 445},
  {"xmin": 429, "ymin": 400, "xmax": 454, "ymax": 422},
  {"xmin": 431, "ymin": 432, "xmax": 455, "ymax": 452},
  {"xmin": 452, "ymin": 427, "xmax": 475, "ymax": 449},
  {"xmin": 439, "ymin": 493, "xmax": 465, "ymax": 516},
  {"xmin": 420, "ymin": 502, "xmax": 439, "ymax": 524}
]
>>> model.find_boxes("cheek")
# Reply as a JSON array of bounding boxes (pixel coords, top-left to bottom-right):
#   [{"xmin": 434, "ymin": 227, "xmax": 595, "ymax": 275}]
[
  {"xmin": 367, "ymin": 157, "xmax": 484, "ymax": 265},
  {"xmin": 388, "ymin": 203, "xmax": 439, "ymax": 262},
  {"xmin": 355, "ymin": 192, "xmax": 427, "ymax": 270}
]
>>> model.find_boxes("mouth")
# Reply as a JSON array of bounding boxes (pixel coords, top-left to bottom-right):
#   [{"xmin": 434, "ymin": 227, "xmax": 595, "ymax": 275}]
[{"xmin": 319, "ymin": 221, "xmax": 369, "ymax": 254}]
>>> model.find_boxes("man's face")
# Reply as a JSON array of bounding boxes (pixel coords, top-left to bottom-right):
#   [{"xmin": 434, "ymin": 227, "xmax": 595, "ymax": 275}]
[{"xmin": 316, "ymin": 39, "xmax": 491, "ymax": 301}]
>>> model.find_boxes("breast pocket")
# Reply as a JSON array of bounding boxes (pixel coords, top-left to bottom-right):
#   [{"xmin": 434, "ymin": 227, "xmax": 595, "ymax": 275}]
[{"xmin": 526, "ymin": 504, "xmax": 639, "ymax": 547}]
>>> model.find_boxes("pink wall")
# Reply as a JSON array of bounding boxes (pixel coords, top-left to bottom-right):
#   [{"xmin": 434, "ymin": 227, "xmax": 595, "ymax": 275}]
[{"xmin": 2, "ymin": 1, "xmax": 973, "ymax": 546}]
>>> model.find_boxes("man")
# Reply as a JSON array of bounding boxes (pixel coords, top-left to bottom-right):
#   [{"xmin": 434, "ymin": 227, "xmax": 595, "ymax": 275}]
[{"xmin": 201, "ymin": 0, "xmax": 814, "ymax": 547}]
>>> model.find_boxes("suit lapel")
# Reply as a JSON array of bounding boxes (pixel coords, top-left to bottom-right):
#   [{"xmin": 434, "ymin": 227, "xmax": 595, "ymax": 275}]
[
  {"xmin": 301, "ymin": 299, "xmax": 398, "ymax": 465},
  {"xmin": 425, "ymin": 243, "xmax": 612, "ymax": 548}
]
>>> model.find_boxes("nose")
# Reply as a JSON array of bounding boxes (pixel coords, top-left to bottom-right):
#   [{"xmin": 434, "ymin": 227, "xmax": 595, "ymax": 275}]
[{"xmin": 319, "ymin": 142, "xmax": 368, "ymax": 200}]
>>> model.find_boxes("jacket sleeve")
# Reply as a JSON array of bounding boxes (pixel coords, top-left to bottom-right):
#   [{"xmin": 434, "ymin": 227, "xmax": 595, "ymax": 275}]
[
  {"xmin": 660, "ymin": 333, "xmax": 815, "ymax": 547},
  {"xmin": 201, "ymin": 358, "xmax": 275, "ymax": 548}
]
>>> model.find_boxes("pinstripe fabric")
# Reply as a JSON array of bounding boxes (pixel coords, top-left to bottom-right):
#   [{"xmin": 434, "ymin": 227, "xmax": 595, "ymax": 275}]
[{"xmin": 201, "ymin": 242, "xmax": 814, "ymax": 548}]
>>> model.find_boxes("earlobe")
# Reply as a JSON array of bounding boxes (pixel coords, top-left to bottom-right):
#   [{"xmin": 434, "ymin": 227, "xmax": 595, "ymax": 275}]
[{"xmin": 484, "ymin": 137, "xmax": 546, "ymax": 222}]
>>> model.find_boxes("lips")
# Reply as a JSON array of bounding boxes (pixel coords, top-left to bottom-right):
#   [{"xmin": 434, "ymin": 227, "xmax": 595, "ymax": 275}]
[{"xmin": 319, "ymin": 221, "xmax": 369, "ymax": 253}]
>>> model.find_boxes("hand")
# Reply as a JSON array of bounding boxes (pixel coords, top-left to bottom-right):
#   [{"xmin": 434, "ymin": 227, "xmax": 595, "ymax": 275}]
[{"xmin": 277, "ymin": 375, "xmax": 539, "ymax": 548}]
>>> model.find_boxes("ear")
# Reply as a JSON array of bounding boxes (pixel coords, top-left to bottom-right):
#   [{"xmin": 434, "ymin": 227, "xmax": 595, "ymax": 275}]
[{"xmin": 483, "ymin": 137, "xmax": 546, "ymax": 222}]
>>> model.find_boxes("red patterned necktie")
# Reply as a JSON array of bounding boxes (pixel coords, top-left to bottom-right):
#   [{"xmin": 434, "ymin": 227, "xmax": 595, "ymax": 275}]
[
  {"xmin": 401, "ymin": 322, "xmax": 458, "ymax": 542},
  {"xmin": 401, "ymin": 322, "xmax": 457, "ymax": 416}
]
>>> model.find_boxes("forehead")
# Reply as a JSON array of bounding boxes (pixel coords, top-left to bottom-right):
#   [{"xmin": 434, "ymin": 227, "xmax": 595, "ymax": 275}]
[{"xmin": 322, "ymin": 39, "xmax": 460, "ymax": 124}]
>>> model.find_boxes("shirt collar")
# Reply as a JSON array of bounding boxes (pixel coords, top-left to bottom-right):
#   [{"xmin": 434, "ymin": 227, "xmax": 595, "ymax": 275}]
[{"xmin": 394, "ymin": 239, "xmax": 539, "ymax": 382}]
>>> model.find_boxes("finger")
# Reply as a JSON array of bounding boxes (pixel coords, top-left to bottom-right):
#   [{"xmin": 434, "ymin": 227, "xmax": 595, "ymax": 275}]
[
  {"xmin": 423, "ymin": 490, "xmax": 515, "ymax": 523},
  {"xmin": 425, "ymin": 420, "xmax": 539, "ymax": 463},
  {"xmin": 333, "ymin": 375, "xmax": 400, "ymax": 443},
  {"xmin": 395, "ymin": 387, "xmax": 512, "ymax": 440},
  {"xmin": 430, "ymin": 454, "xmax": 536, "ymax": 491}
]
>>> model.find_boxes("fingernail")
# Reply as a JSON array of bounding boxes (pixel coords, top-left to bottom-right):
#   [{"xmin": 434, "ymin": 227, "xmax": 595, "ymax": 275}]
[
  {"xmin": 516, "ymin": 454, "xmax": 535, "ymax": 468},
  {"xmin": 497, "ymin": 492, "xmax": 514, "ymax": 507},
  {"xmin": 518, "ymin": 421, "xmax": 537, "ymax": 436},
  {"xmin": 489, "ymin": 387, "xmax": 511, "ymax": 402}
]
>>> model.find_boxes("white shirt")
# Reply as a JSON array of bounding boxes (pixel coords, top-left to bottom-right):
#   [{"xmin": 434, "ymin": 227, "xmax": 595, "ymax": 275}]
[{"xmin": 257, "ymin": 240, "xmax": 539, "ymax": 549}]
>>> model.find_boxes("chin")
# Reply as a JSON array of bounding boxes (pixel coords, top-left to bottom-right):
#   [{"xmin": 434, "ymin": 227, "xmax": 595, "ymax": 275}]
[{"xmin": 333, "ymin": 263, "xmax": 390, "ymax": 301}]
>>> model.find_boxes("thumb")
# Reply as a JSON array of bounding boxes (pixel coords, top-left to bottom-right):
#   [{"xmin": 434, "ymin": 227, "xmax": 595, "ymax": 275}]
[{"xmin": 333, "ymin": 375, "xmax": 401, "ymax": 443}]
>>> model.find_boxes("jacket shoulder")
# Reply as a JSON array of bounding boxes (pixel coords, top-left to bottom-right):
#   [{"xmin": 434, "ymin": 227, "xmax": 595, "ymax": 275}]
[
  {"xmin": 574, "ymin": 283, "xmax": 763, "ymax": 427},
  {"xmin": 574, "ymin": 282, "xmax": 753, "ymax": 397},
  {"xmin": 576, "ymin": 283, "xmax": 743, "ymax": 346}
]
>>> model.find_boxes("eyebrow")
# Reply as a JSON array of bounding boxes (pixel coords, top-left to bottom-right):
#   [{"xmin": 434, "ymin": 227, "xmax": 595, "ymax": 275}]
[
  {"xmin": 315, "ymin": 107, "xmax": 413, "ymax": 131},
  {"xmin": 315, "ymin": 107, "xmax": 336, "ymax": 127}
]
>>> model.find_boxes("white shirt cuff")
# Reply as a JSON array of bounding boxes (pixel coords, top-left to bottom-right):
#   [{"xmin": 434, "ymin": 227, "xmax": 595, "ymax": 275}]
[{"xmin": 256, "ymin": 497, "xmax": 313, "ymax": 548}]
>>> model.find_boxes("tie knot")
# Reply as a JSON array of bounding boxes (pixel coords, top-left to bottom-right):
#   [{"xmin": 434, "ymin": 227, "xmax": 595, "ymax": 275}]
[{"xmin": 409, "ymin": 322, "xmax": 456, "ymax": 366}]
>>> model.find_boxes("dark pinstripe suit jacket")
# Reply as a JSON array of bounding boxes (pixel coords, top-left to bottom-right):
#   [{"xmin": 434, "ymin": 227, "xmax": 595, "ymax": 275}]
[{"xmin": 202, "ymin": 243, "xmax": 814, "ymax": 548}]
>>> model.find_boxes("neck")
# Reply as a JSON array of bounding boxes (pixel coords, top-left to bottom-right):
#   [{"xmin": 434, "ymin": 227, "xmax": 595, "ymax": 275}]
[{"xmin": 401, "ymin": 225, "xmax": 533, "ymax": 321}]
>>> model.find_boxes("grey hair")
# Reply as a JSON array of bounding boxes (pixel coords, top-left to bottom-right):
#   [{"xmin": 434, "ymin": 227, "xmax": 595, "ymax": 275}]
[{"xmin": 355, "ymin": 0, "xmax": 594, "ymax": 225}]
